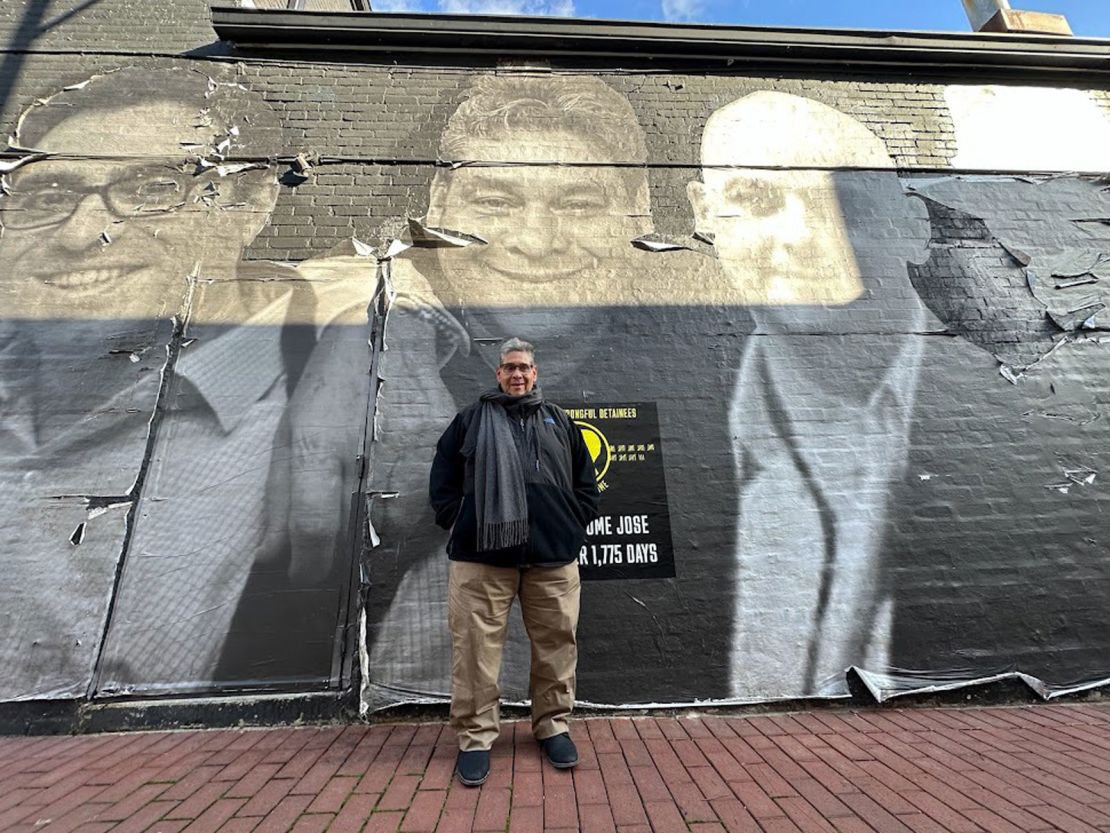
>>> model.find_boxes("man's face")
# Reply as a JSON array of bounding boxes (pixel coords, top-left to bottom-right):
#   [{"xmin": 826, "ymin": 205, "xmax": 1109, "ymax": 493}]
[
  {"xmin": 2, "ymin": 103, "xmax": 270, "ymax": 320},
  {"xmin": 426, "ymin": 131, "xmax": 648, "ymax": 309},
  {"xmin": 693, "ymin": 168, "xmax": 863, "ymax": 306},
  {"xmin": 495, "ymin": 350, "xmax": 538, "ymax": 395}
]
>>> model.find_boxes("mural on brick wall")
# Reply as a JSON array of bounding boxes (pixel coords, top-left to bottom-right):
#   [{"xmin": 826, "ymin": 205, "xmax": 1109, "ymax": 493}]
[
  {"xmin": 287, "ymin": 76, "xmax": 1110, "ymax": 710},
  {"xmin": 1, "ymin": 61, "xmax": 1108, "ymax": 709},
  {"xmin": 0, "ymin": 67, "xmax": 353, "ymax": 700}
]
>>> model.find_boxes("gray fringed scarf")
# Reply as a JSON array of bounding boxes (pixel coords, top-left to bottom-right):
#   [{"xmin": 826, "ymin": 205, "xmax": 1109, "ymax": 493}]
[{"xmin": 462, "ymin": 387, "xmax": 545, "ymax": 552}]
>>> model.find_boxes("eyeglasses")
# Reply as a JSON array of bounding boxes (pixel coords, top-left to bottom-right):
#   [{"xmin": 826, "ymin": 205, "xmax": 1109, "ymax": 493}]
[
  {"xmin": 499, "ymin": 362, "xmax": 534, "ymax": 374},
  {"xmin": 0, "ymin": 164, "xmax": 208, "ymax": 230}
]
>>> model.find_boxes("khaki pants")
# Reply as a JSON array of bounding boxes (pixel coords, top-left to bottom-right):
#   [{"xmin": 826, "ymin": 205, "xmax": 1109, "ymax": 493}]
[{"xmin": 448, "ymin": 560, "xmax": 580, "ymax": 752}]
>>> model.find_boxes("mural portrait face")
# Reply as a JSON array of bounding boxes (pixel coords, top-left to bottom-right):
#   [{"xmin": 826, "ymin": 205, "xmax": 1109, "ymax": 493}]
[
  {"xmin": 692, "ymin": 168, "xmax": 861, "ymax": 305},
  {"xmin": 423, "ymin": 77, "xmax": 652, "ymax": 319},
  {"xmin": 689, "ymin": 91, "xmax": 927, "ymax": 308},
  {"xmin": 2, "ymin": 71, "xmax": 279, "ymax": 321}
]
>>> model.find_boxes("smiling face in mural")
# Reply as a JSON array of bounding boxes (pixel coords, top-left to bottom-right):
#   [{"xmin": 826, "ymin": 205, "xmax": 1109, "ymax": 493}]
[
  {"xmin": 689, "ymin": 91, "xmax": 921, "ymax": 307},
  {"xmin": 422, "ymin": 76, "xmax": 652, "ymax": 318},
  {"xmin": 2, "ymin": 88, "xmax": 278, "ymax": 321},
  {"xmin": 427, "ymin": 133, "xmax": 649, "ymax": 310}
]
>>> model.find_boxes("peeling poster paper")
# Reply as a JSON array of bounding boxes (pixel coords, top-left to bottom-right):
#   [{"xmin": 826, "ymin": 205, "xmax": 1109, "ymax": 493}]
[
  {"xmin": 1049, "ymin": 251, "xmax": 1110, "ymax": 280},
  {"xmin": 407, "ymin": 218, "xmax": 486, "ymax": 248},
  {"xmin": 0, "ymin": 153, "xmax": 47, "ymax": 173},
  {"xmin": 383, "ymin": 238, "xmax": 411, "ymax": 260},
  {"xmin": 631, "ymin": 235, "xmax": 691, "ymax": 253}
]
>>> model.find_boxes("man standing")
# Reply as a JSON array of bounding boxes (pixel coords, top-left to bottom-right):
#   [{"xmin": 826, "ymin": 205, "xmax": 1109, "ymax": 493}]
[{"xmin": 429, "ymin": 338, "xmax": 599, "ymax": 786}]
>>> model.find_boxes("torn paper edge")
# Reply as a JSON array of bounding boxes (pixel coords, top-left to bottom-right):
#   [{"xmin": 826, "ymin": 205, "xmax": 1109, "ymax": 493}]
[
  {"xmin": 631, "ymin": 235, "xmax": 691, "ymax": 253},
  {"xmin": 358, "ymin": 606, "xmax": 372, "ymax": 718},
  {"xmin": 361, "ymin": 665, "xmax": 1110, "ymax": 715},
  {"xmin": 407, "ymin": 217, "xmax": 486, "ymax": 248}
]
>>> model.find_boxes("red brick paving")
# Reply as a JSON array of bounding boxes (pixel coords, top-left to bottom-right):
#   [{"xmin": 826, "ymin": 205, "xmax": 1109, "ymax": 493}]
[{"xmin": 3, "ymin": 706, "xmax": 1110, "ymax": 832}]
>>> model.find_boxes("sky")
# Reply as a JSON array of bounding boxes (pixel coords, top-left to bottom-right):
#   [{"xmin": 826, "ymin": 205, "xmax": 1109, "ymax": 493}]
[{"xmin": 370, "ymin": 0, "xmax": 1110, "ymax": 38}]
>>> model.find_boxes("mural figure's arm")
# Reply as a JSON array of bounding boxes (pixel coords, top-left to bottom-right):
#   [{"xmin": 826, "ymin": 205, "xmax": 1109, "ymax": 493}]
[{"xmin": 286, "ymin": 313, "xmax": 371, "ymax": 585}]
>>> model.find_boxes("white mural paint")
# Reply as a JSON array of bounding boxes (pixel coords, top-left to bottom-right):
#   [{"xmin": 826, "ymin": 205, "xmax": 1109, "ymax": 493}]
[{"xmin": 946, "ymin": 85, "xmax": 1110, "ymax": 172}]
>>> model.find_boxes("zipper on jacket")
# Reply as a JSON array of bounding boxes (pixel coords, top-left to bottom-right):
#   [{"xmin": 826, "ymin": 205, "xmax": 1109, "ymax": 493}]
[{"xmin": 520, "ymin": 416, "xmax": 540, "ymax": 472}]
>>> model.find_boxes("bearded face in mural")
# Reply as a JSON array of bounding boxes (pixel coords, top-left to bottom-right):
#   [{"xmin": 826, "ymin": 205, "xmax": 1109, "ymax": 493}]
[
  {"xmin": 689, "ymin": 90, "xmax": 929, "ymax": 310},
  {"xmin": 691, "ymin": 166, "xmax": 863, "ymax": 306}
]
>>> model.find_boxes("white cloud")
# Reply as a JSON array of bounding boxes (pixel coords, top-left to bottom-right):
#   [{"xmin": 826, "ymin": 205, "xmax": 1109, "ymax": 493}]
[
  {"xmin": 437, "ymin": 0, "xmax": 575, "ymax": 15},
  {"xmin": 661, "ymin": 0, "xmax": 703, "ymax": 22}
]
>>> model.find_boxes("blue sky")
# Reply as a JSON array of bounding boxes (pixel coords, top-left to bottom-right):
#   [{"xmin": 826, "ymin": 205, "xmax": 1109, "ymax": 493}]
[{"xmin": 371, "ymin": 0, "xmax": 1110, "ymax": 37}]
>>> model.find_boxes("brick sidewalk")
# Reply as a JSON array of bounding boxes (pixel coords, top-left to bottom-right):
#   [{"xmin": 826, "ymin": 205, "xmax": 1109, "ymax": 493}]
[{"xmin": 3, "ymin": 704, "xmax": 1110, "ymax": 833}]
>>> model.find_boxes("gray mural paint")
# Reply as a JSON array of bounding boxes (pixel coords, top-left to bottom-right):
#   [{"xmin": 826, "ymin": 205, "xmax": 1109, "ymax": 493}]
[
  {"xmin": 0, "ymin": 67, "xmax": 233, "ymax": 700},
  {"xmin": 0, "ymin": 316, "xmax": 162, "ymax": 699},
  {"xmin": 881, "ymin": 172, "xmax": 1110, "ymax": 699}
]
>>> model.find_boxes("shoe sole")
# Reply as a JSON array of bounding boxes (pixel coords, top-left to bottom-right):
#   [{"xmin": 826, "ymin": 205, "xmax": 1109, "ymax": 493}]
[
  {"xmin": 456, "ymin": 770, "xmax": 489, "ymax": 787},
  {"xmin": 547, "ymin": 758, "xmax": 579, "ymax": 770}
]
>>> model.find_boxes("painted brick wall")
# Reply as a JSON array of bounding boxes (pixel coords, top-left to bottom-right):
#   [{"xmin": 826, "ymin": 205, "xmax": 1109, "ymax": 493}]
[{"xmin": 1, "ymin": 1, "xmax": 1108, "ymax": 713}]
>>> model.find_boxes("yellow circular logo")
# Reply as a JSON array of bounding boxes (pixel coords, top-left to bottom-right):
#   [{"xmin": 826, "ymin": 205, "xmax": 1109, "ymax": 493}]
[{"xmin": 575, "ymin": 420, "xmax": 611, "ymax": 481}]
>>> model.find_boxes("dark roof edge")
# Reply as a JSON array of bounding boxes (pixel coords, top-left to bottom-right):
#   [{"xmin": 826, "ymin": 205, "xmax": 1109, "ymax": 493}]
[{"xmin": 210, "ymin": 7, "xmax": 1110, "ymax": 76}]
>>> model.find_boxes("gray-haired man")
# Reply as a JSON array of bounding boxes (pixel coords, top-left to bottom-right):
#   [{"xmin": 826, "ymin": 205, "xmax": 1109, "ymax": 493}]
[{"xmin": 429, "ymin": 338, "xmax": 600, "ymax": 786}]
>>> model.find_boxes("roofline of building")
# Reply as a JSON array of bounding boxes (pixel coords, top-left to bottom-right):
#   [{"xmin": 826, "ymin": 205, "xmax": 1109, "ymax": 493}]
[{"xmin": 210, "ymin": 7, "xmax": 1110, "ymax": 76}]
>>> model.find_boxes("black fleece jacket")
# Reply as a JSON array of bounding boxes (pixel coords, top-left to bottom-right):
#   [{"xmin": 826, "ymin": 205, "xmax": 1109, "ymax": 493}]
[{"xmin": 429, "ymin": 398, "xmax": 601, "ymax": 567}]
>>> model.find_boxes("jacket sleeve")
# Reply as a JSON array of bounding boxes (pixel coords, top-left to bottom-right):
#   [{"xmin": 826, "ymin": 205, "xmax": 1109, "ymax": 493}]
[
  {"xmin": 567, "ymin": 419, "xmax": 601, "ymax": 525},
  {"xmin": 429, "ymin": 412, "xmax": 466, "ymax": 530}
]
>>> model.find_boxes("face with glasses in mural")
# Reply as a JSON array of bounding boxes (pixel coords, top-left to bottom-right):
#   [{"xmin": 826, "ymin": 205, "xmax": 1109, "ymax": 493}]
[
  {"xmin": 2, "ymin": 88, "xmax": 278, "ymax": 321},
  {"xmin": 7, "ymin": 164, "xmax": 210, "ymax": 228}
]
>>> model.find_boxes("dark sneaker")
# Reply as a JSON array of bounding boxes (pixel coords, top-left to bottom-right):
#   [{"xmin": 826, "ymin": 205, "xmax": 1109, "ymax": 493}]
[
  {"xmin": 540, "ymin": 732, "xmax": 579, "ymax": 769},
  {"xmin": 455, "ymin": 749, "xmax": 490, "ymax": 786}
]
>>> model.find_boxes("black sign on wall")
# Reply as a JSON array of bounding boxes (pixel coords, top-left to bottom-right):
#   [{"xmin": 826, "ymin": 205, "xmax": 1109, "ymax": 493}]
[{"xmin": 565, "ymin": 402, "xmax": 675, "ymax": 580}]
